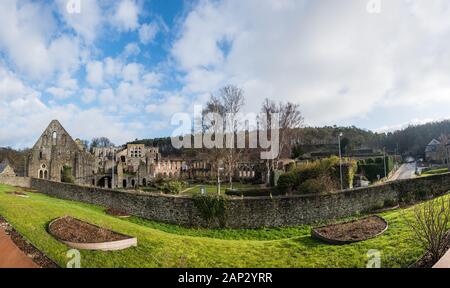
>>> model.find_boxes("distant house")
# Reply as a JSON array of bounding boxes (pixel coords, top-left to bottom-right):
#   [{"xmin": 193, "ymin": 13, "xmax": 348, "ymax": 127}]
[
  {"xmin": 0, "ymin": 159, "xmax": 16, "ymax": 177},
  {"xmin": 425, "ymin": 139, "xmax": 442, "ymax": 163}
]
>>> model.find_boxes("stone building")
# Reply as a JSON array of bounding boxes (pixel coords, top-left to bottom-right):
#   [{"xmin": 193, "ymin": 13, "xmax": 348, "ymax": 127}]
[
  {"xmin": 26, "ymin": 120, "xmax": 266, "ymax": 189},
  {"xmin": 0, "ymin": 159, "xmax": 16, "ymax": 177},
  {"xmin": 26, "ymin": 120, "xmax": 96, "ymax": 185},
  {"xmin": 425, "ymin": 139, "xmax": 441, "ymax": 163}
]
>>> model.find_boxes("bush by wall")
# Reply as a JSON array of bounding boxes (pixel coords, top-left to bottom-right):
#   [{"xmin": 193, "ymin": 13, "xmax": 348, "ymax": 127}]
[
  {"xmin": 277, "ymin": 156, "xmax": 357, "ymax": 194},
  {"xmin": 146, "ymin": 179, "xmax": 186, "ymax": 194},
  {"xmin": 193, "ymin": 194, "xmax": 226, "ymax": 227},
  {"xmin": 61, "ymin": 165, "xmax": 75, "ymax": 184},
  {"xmin": 358, "ymin": 156, "xmax": 395, "ymax": 182}
]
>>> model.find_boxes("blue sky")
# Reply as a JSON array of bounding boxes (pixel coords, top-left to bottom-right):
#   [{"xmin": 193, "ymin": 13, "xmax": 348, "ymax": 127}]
[{"xmin": 1, "ymin": 0, "xmax": 450, "ymax": 148}]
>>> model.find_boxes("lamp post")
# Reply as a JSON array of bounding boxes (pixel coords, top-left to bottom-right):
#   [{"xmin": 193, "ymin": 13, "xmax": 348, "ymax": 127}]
[
  {"xmin": 111, "ymin": 149, "xmax": 116, "ymax": 189},
  {"xmin": 217, "ymin": 161, "xmax": 224, "ymax": 195},
  {"xmin": 111, "ymin": 151, "xmax": 114, "ymax": 189},
  {"xmin": 338, "ymin": 132, "xmax": 344, "ymax": 191}
]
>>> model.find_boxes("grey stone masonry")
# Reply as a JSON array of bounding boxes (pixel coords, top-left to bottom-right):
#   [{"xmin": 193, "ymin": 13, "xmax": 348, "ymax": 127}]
[{"xmin": 20, "ymin": 172, "xmax": 450, "ymax": 228}]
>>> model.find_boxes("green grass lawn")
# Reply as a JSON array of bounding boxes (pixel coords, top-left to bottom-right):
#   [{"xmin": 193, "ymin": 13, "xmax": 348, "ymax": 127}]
[
  {"xmin": 180, "ymin": 182, "xmax": 257, "ymax": 196},
  {"xmin": 422, "ymin": 168, "xmax": 449, "ymax": 176},
  {"xmin": 0, "ymin": 184, "xmax": 429, "ymax": 268}
]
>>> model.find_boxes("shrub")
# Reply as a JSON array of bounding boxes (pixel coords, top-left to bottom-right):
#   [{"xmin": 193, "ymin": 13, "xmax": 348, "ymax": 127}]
[
  {"xmin": 61, "ymin": 165, "xmax": 75, "ymax": 184},
  {"xmin": 277, "ymin": 156, "xmax": 356, "ymax": 193},
  {"xmin": 161, "ymin": 180, "xmax": 185, "ymax": 194},
  {"xmin": 358, "ymin": 156, "xmax": 395, "ymax": 182},
  {"xmin": 277, "ymin": 171, "xmax": 299, "ymax": 193},
  {"xmin": 384, "ymin": 198, "xmax": 398, "ymax": 208},
  {"xmin": 295, "ymin": 175, "xmax": 336, "ymax": 195},
  {"xmin": 193, "ymin": 194, "xmax": 226, "ymax": 227},
  {"xmin": 406, "ymin": 197, "xmax": 450, "ymax": 264}
]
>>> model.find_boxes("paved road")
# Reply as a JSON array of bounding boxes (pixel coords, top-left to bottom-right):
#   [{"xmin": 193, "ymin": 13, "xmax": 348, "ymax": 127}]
[
  {"xmin": 0, "ymin": 228, "xmax": 38, "ymax": 268},
  {"xmin": 390, "ymin": 163, "xmax": 417, "ymax": 181}
]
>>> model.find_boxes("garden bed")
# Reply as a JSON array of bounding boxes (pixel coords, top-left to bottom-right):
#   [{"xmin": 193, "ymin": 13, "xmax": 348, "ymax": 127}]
[
  {"xmin": 6, "ymin": 191, "xmax": 29, "ymax": 198},
  {"xmin": 48, "ymin": 216, "xmax": 137, "ymax": 251},
  {"xmin": 312, "ymin": 216, "xmax": 388, "ymax": 245},
  {"xmin": 105, "ymin": 208, "xmax": 130, "ymax": 218}
]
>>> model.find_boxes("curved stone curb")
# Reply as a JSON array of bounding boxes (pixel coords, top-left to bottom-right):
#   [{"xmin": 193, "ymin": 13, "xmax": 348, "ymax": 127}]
[
  {"xmin": 6, "ymin": 192, "xmax": 30, "ymax": 198},
  {"xmin": 372, "ymin": 205, "xmax": 400, "ymax": 214},
  {"xmin": 311, "ymin": 216, "xmax": 389, "ymax": 245},
  {"xmin": 105, "ymin": 210, "xmax": 131, "ymax": 219},
  {"xmin": 48, "ymin": 217, "xmax": 137, "ymax": 251}
]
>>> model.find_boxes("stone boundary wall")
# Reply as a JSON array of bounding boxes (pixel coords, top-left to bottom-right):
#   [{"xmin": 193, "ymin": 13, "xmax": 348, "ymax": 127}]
[
  {"xmin": 3, "ymin": 174, "xmax": 450, "ymax": 228},
  {"xmin": 0, "ymin": 176, "xmax": 31, "ymax": 188}
]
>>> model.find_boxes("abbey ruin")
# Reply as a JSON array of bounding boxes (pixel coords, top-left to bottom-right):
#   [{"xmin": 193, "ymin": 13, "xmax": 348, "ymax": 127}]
[{"xmin": 25, "ymin": 120, "xmax": 262, "ymax": 189}]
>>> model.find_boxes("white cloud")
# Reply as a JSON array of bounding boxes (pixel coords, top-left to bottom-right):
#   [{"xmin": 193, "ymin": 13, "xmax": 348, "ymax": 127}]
[
  {"xmin": 139, "ymin": 22, "xmax": 159, "ymax": 44},
  {"xmin": 98, "ymin": 88, "xmax": 115, "ymax": 105},
  {"xmin": 122, "ymin": 63, "xmax": 141, "ymax": 83},
  {"xmin": 0, "ymin": 1, "xmax": 81, "ymax": 80},
  {"xmin": 0, "ymin": 64, "xmax": 137, "ymax": 147},
  {"xmin": 171, "ymin": 0, "xmax": 450, "ymax": 125},
  {"xmin": 146, "ymin": 95, "xmax": 188, "ymax": 117},
  {"xmin": 142, "ymin": 72, "xmax": 162, "ymax": 87},
  {"xmin": 375, "ymin": 118, "xmax": 442, "ymax": 134},
  {"xmin": 57, "ymin": 74, "xmax": 78, "ymax": 90},
  {"xmin": 56, "ymin": 0, "xmax": 102, "ymax": 43},
  {"xmin": 86, "ymin": 61, "xmax": 104, "ymax": 87},
  {"xmin": 104, "ymin": 57, "xmax": 124, "ymax": 79},
  {"xmin": 82, "ymin": 89, "xmax": 97, "ymax": 104},
  {"xmin": 122, "ymin": 43, "xmax": 141, "ymax": 58},
  {"xmin": 112, "ymin": 0, "xmax": 140, "ymax": 32},
  {"xmin": 46, "ymin": 87, "xmax": 73, "ymax": 99}
]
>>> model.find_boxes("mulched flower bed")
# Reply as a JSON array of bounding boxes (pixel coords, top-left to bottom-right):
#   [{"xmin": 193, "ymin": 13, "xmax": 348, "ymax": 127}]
[
  {"xmin": 411, "ymin": 234, "xmax": 450, "ymax": 268},
  {"xmin": 105, "ymin": 208, "xmax": 130, "ymax": 218},
  {"xmin": 312, "ymin": 216, "xmax": 388, "ymax": 245},
  {"xmin": 48, "ymin": 216, "xmax": 129, "ymax": 243},
  {"xmin": 0, "ymin": 216, "xmax": 59, "ymax": 268},
  {"xmin": 6, "ymin": 191, "xmax": 29, "ymax": 198}
]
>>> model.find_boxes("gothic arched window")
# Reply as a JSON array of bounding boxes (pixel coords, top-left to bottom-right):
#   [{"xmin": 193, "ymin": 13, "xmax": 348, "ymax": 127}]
[{"xmin": 52, "ymin": 131, "xmax": 57, "ymax": 145}]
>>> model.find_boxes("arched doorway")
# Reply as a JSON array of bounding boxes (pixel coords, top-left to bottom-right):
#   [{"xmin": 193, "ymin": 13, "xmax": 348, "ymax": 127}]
[
  {"xmin": 97, "ymin": 177, "xmax": 111, "ymax": 188},
  {"xmin": 123, "ymin": 179, "xmax": 127, "ymax": 188},
  {"xmin": 131, "ymin": 179, "xmax": 135, "ymax": 187},
  {"xmin": 142, "ymin": 178, "xmax": 147, "ymax": 186}
]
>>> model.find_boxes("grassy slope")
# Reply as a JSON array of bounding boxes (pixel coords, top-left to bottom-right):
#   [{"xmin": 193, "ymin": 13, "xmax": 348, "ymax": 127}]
[
  {"xmin": 422, "ymin": 168, "xmax": 449, "ymax": 176},
  {"xmin": 0, "ymin": 184, "xmax": 425, "ymax": 268}
]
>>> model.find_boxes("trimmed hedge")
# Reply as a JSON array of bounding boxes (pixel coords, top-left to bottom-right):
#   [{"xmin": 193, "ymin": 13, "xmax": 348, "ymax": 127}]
[{"xmin": 358, "ymin": 156, "xmax": 395, "ymax": 182}]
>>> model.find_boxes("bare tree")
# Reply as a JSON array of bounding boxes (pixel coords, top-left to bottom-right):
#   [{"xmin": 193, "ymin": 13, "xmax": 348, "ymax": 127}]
[
  {"xmin": 202, "ymin": 85, "xmax": 245, "ymax": 191},
  {"xmin": 260, "ymin": 98, "xmax": 304, "ymax": 184},
  {"xmin": 406, "ymin": 197, "xmax": 450, "ymax": 264},
  {"xmin": 221, "ymin": 86, "xmax": 245, "ymax": 189},
  {"xmin": 438, "ymin": 134, "xmax": 450, "ymax": 168},
  {"xmin": 278, "ymin": 101, "xmax": 304, "ymax": 160},
  {"xmin": 90, "ymin": 137, "xmax": 114, "ymax": 151}
]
